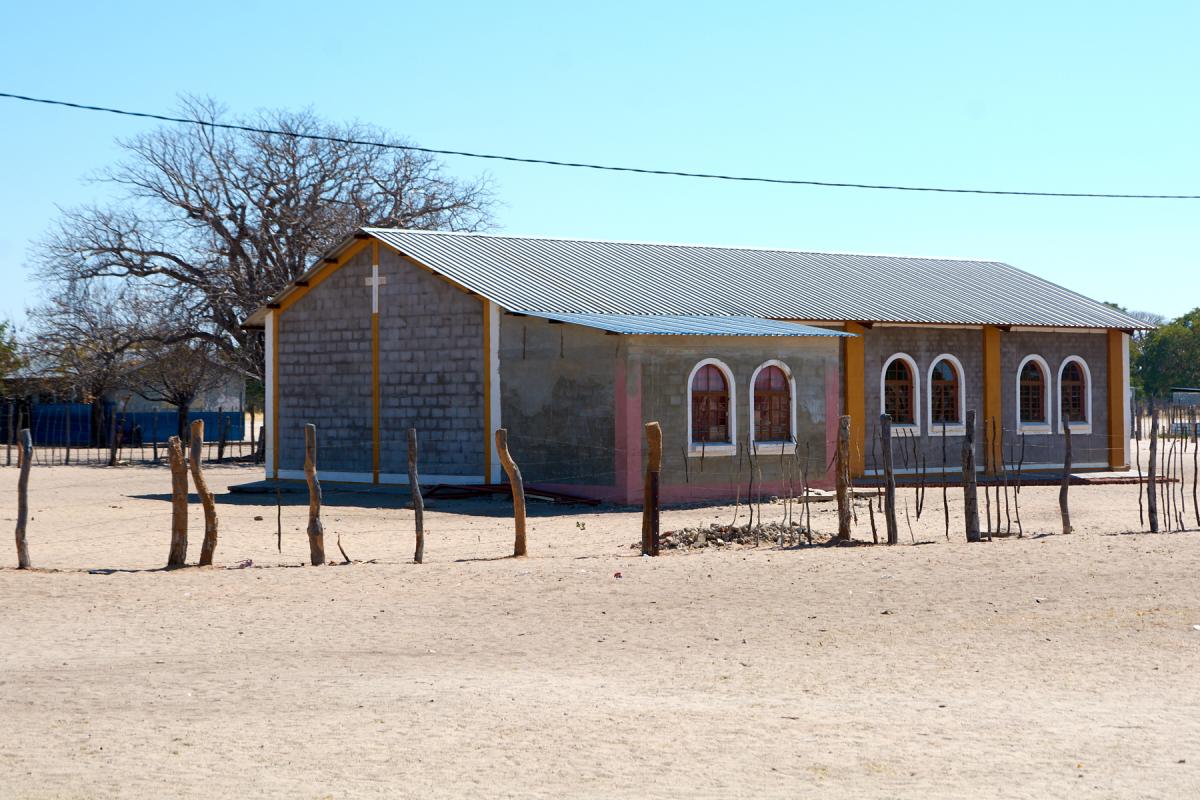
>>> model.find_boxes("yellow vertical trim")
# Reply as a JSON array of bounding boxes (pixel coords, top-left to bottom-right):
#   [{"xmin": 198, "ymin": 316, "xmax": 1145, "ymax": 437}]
[
  {"xmin": 271, "ymin": 311, "xmax": 280, "ymax": 478},
  {"xmin": 1106, "ymin": 329, "xmax": 1126, "ymax": 469},
  {"xmin": 372, "ymin": 241, "xmax": 381, "ymax": 484},
  {"xmin": 482, "ymin": 300, "xmax": 492, "ymax": 482},
  {"xmin": 843, "ymin": 322, "xmax": 866, "ymax": 476},
  {"xmin": 982, "ymin": 325, "xmax": 1003, "ymax": 473}
]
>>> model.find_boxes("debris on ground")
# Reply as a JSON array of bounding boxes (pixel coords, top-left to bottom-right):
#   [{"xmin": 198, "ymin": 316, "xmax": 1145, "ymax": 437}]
[{"xmin": 631, "ymin": 521, "xmax": 837, "ymax": 551}]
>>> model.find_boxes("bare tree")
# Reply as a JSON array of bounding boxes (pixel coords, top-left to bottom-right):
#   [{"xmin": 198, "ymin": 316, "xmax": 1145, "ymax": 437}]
[
  {"xmin": 128, "ymin": 340, "xmax": 227, "ymax": 440},
  {"xmin": 34, "ymin": 97, "xmax": 495, "ymax": 380}
]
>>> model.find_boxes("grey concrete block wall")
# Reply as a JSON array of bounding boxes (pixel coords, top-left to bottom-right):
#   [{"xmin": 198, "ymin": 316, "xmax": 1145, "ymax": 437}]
[
  {"xmin": 377, "ymin": 247, "xmax": 484, "ymax": 477},
  {"xmin": 276, "ymin": 245, "xmax": 485, "ymax": 478},
  {"xmin": 277, "ymin": 248, "xmax": 374, "ymax": 472},
  {"xmin": 857, "ymin": 326, "xmax": 1109, "ymax": 470},
  {"xmin": 637, "ymin": 337, "xmax": 839, "ymax": 488},
  {"xmin": 498, "ymin": 317, "xmax": 617, "ymax": 486}
]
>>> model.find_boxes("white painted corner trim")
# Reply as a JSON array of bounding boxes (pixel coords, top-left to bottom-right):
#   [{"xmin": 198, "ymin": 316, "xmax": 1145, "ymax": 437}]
[
  {"xmin": 748, "ymin": 359, "xmax": 798, "ymax": 451},
  {"xmin": 277, "ymin": 470, "xmax": 484, "ymax": 485},
  {"xmin": 880, "ymin": 352, "xmax": 921, "ymax": 436},
  {"xmin": 687, "ymin": 357, "xmax": 737, "ymax": 457},
  {"xmin": 264, "ymin": 309, "xmax": 276, "ymax": 479},
  {"xmin": 1056, "ymin": 355, "xmax": 1093, "ymax": 434},
  {"xmin": 487, "ymin": 300, "xmax": 502, "ymax": 483},
  {"xmin": 925, "ymin": 353, "xmax": 967, "ymax": 436},
  {"xmin": 1016, "ymin": 354, "xmax": 1053, "ymax": 435}
]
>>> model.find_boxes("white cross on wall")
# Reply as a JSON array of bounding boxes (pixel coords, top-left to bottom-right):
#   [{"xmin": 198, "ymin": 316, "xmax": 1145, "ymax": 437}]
[{"xmin": 364, "ymin": 264, "xmax": 387, "ymax": 313}]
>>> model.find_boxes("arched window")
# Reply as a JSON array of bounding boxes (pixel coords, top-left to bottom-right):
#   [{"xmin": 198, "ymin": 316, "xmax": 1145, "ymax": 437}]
[
  {"xmin": 752, "ymin": 363, "xmax": 793, "ymax": 443},
  {"xmin": 1016, "ymin": 355, "xmax": 1051, "ymax": 432},
  {"xmin": 1057, "ymin": 357, "xmax": 1092, "ymax": 433},
  {"xmin": 927, "ymin": 355, "xmax": 965, "ymax": 433},
  {"xmin": 881, "ymin": 354, "xmax": 918, "ymax": 428},
  {"xmin": 687, "ymin": 359, "xmax": 736, "ymax": 455}
]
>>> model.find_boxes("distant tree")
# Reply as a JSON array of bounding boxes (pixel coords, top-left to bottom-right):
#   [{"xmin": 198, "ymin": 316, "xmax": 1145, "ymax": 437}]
[
  {"xmin": 128, "ymin": 340, "xmax": 226, "ymax": 440},
  {"xmin": 1137, "ymin": 308, "xmax": 1200, "ymax": 399},
  {"xmin": 0, "ymin": 320, "xmax": 22, "ymax": 394},
  {"xmin": 1104, "ymin": 303, "xmax": 1166, "ymax": 393},
  {"xmin": 34, "ymin": 97, "xmax": 495, "ymax": 382}
]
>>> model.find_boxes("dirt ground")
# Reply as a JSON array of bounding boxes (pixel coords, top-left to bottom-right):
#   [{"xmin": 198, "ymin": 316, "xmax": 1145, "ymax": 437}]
[{"xmin": 2, "ymin": 440, "xmax": 1199, "ymax": 799}]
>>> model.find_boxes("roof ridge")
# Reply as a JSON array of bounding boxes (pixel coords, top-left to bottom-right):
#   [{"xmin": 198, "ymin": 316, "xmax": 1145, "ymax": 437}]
[{"xmin": 362, "ymin": 227, "xmax": 1003, "ymax": 264}]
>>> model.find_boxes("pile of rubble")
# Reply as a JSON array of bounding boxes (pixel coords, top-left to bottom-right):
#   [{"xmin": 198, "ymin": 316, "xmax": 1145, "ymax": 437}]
[{"xmin": 632, "ymin": 521, "xmax": 835, "ymax": 551}]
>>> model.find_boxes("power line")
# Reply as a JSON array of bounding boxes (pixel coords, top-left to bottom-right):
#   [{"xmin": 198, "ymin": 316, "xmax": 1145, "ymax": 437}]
[{"xmin": 2, "ymin": 90, "xmax": 1199, "ymax": 200}]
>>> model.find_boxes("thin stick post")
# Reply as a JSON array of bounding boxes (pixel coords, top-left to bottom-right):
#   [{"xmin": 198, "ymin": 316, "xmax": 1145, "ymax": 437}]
[
  {"xmin": 14, "ymin": 429, "xmax": 32, "ymax": 568},
  {"xmin": 836, "ymin": 415, "xmax": 852, "ymax": 541},
  {"xmin": 494, "ymin": 428, "xmax": 526, "ymax": 557},
  {"xmin": 167, "ymin": 436, "xmax": 188, "ymax": 567},
  {"xmin": 303, "ymin": 423, "xmax": 325, "ymax": 565},
  {"xmin": 642, "ymin": 421, "xmax": 662, "ymax": 556},
  {"xmin": 190, "ymin": 419, "xmax": 220, "ymax": 566},
  {"xmin": 962, "ymin": 410, "xmax": 981, "ymax": 542},
  {"xmin": 880, "ymin": 415, "xmax": 898, "ymax": 545},
  {"xmin": 1148, "ymin": 401, "xmax": 1159, "ymax": 532},
  {"xmin": 409, "ymin": 428, "xmax": 425, "ymax": 563},
  {"xmin": 1060, "ymin": 423, "xmax": 1073, "ymax": 534}
]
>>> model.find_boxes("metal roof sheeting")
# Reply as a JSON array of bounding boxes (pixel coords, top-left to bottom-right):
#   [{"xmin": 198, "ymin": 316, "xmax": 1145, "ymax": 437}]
[
  {"xmin": 518, "ymin": 311, "xmax": 850, "ymax": 337},
  {"xmin": 363, "ymin": 228, "xmax": 1145, "ymax": 330}
]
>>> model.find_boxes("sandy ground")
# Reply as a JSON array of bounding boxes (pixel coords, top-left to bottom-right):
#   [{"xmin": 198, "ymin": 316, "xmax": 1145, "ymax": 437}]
[{"xmin": 2, "ymin": 441, "xmax": 1199, "ymax": 799}]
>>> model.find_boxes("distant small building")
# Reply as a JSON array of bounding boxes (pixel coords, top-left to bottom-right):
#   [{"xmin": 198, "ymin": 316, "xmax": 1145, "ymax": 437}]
[
  {"xmin": 1171, "ymin": 388, "xmax": 1200, "ymax": 407},
  {"xmin": 246, "ymin": 229, "xmax": 1148, "ymax": 502}
]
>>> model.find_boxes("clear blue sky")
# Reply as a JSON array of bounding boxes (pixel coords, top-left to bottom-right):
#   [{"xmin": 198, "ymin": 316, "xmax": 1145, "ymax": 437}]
[{"xmin": 2, "ymin": 1, "xmax": 1196, "ymax": 328}]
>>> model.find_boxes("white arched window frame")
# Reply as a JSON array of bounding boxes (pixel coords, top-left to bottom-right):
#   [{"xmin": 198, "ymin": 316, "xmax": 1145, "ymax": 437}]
[
  {"xmin": 687, "ymin": 358, "xmax": 737, "ymax": 457},
  {"xmin": 749, "ymin": 360, "xmax": 798, "ymax": 455},
  {"xmin": 880, "ymin": 352, "xmax": 921, "ymax": 437},
  {"xmin": 926, "ymin": 353, "xmax": 967, "ymax": 436},
  {"xmin": 1056, "ymin": 356, "xmax": 1093, "ymax": 434},
  {"xmin": 1016, "ymin": 354, "xmax": 1053, "ymax": 435}
]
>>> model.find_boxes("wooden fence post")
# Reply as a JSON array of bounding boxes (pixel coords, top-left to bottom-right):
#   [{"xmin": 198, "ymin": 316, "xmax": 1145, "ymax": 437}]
[
  {"xmin": 408, "ymin": 428, "xmax": 425, "ymax": 564},
  {"xmin": 1148, "ymin": 401, "xmax": 1159, "ymax": 533},
  {"xmin": 880, "ymin": 415, "xmax": 898, "ymax": 545},
  {"xmin": 962, "ymin": 410, "xmax": 982, "ymax": 542},
  {"xmin": 1059, "ymin": 423, "xmax": 1073, "ymax": 534},
  {"xmin": 5, "ymin": 403, "xmax": 13, "ymax": 466},
  {"xmin": 304, "ymin": 423, "xmax": 325, "ymax": 565},
  {"xmin": 14, "ymin": 429, "xmax": 32, "ymax": 569},
  {"xmin": 642, "ymin": 421, "xmax": 662, "ymax": 556},
  {"xmin": 494, "ymin": 428, "xmax": 527, "ymax": 557},
  {"xmin": 167, "ymin": 436, "xmax": 189, "ymax": 568},
  {"xmin": 217, "ymin": 407, "xmax": 227, "ymax": 462},
  {"xmin": 836, "ymin": 415, "xmax": 852, "ymax": 541},
  {"xmin": 189, "ymin": 419, "xmax": 220, "ymax": 566}
]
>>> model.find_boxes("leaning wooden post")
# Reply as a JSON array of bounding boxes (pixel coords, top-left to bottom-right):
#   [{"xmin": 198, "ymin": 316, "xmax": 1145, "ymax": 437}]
[
  {"xmin": 642, "ymin": 421, "xmax": 663, "ymax": 556},
  {"xmin": 836, "ymin": 415, "xmax": 852, "ymax": 541},
  {"xmin": 880, "ymin": 415, "xmax": 898, "ymax": 545},
  {"xmin": 408, "ymin": 428, "xmax": 425, "ymax": 564},
  {"xmin": 962, "ymin": 410, "xmax": 982, "ymax": 542},
  {"xmin": 303, "ymin": 423, "xmax": 325, "ymax": 565},
  {"xmin": 1059, "ymin": 423, "xmax": 1073, "ymax": 534},
  {"xmin": 1147, "ymin": 401, "xmax": 1159, "ymax": 533},
  {"xmin": 494, "ymin": 428, "xmax": 527, "ymax": 557},
  {"xmin": 166, "ymin": 436, "xmax": 189, "ymax": 568},
  {"xmin": 189, "ymin": 419, "xmax": 220, "ymax": 566},
  {"xmin": 14, "ymin": 429, "xmax": 32, "ymax": 569}
]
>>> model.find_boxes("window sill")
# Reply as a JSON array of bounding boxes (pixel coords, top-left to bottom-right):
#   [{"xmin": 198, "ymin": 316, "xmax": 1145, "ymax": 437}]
[
  {"xmin": 889, "ymin": 424, "xmax": 920, "ymax": 437},
  {"xmin": 688, "ymin": 443, "xmax": 737, "ymax": 458},
  {"xmin": 928, "ymin": 425, "xmax": 967, "ymax": 437},
  {"xmin": 748, "ymin": 441, "xmax": 797, "ymax": 455},
  {"xmin": 1059, "ymin": 422, "xmax": 1092, "ymax": 435},
  {"xmin": 1018, "ymin": 422, "xmax": 1052, "ymax": 436}
]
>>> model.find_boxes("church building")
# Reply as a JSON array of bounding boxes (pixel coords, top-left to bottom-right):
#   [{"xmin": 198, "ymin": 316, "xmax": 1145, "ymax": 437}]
[{"xmin": 243, "ymin": 229, "xmax": 1143, "ymax": 503}]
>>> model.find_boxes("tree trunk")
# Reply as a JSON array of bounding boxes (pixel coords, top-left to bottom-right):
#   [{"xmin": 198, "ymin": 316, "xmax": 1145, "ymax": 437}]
[
  {"xmin": 166, "ymin": 436, "xmax": 189, "ymax": 567},
  {"xmin": 189, "ymin": 419, "xmax": 220, "ymax": 565},
  {"xmin": 408, "ymin": 428, "xmax": 424, "ymax": 564},
  {"xmin": 836, "ymin": 415, "xmax": 852, "ymax": 541},
  {"xmin": 304, "ymin": 423, "xmax": 325, "ymax": 565},
  {"xmin": 494, "ymin": 428, "xmax": 527, "ymax": 557},
  {"xmin": 880, "ymin": 415, "xmax": 898, "ymax": 545},
  {"xmin": 962, "ymin": 410, "xmax": 982, "ymax": 542},
  {"xmin": 176, "ymin": 404, "xmax": 189, "ymax": 442},
  {"xmin": 14, "ymin": 429, "xmax": 32, "ymax": 569}
]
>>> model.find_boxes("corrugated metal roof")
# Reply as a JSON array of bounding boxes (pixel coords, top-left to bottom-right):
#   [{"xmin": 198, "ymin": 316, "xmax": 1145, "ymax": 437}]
[
  {"xmin": 518, "ymin": 311, "xmax": 850, "ymax": 337},
  {"xmin": 361, "ymin": 228, "xmax": 1145, "ymax": 330}
]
